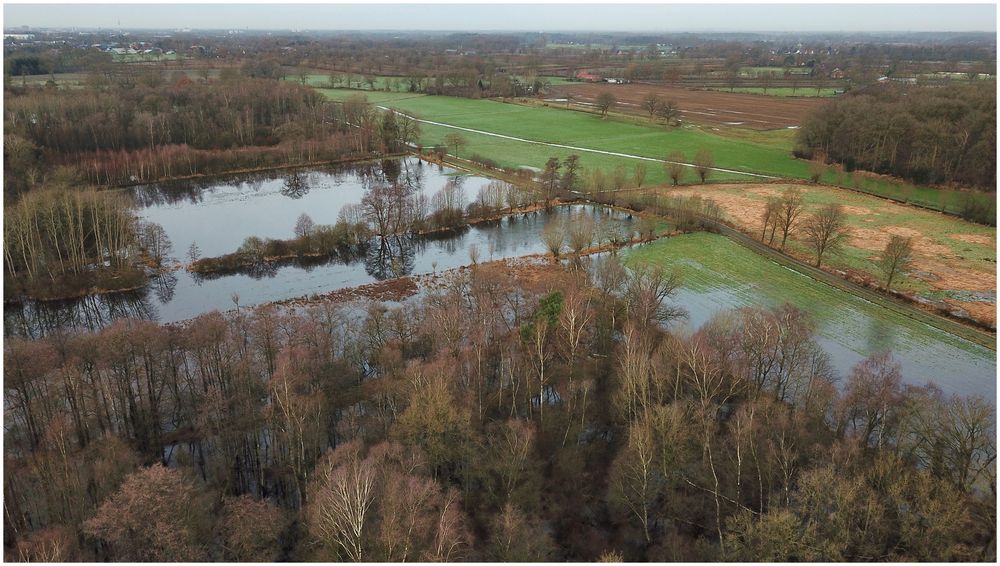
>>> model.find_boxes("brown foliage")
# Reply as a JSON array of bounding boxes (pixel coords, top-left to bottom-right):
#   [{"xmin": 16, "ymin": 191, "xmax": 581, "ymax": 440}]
[{"xmin": 83, "ymin": 464, "xmax": 211, "ymax": 561}]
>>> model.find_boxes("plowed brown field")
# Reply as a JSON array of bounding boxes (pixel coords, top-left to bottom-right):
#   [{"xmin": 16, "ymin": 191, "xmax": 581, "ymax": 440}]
[{"xmin": 548, "ymin": 83, "xmax": 830, "ymax": 130}]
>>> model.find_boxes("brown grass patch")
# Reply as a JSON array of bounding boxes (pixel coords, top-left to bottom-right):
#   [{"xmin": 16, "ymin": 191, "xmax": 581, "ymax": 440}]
[
  {"xmin": 947, "ymin": 300, "xmax": 996, "ymax": 327},
  {"xmin": 949, "ymin": 233, "xmax": 995, "ymax": 246},
  {"xmin": 647, "ymin": 183, "xmax": 996, "ymax": 327}
]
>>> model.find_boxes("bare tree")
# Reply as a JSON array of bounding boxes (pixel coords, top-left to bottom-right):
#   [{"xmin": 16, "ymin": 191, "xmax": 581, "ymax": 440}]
[
  {"xmin": 693, "ymin": 149, "xmax": 714, "ymax": 183},
  {"xmin": 595, "ymin": 91, "xmax": 617, "ymax": 118},
  {"xmin": 776, "ymin": 188, "xmax": 805, "ymax": 250},
  {"xmin": 567, "ymin": 212, "xmax": 596, "ymax": 256},
  {"xmin": 809, "ymin": 161, "xmax": 825, "ymax": 183},
  {"xmin": 623, "ymin": 264, "xmax": 686, "ymax": 328},
  {"xmin": 655, "ymin": 99, "xmax": 680, "ymax": 126},
  {"xmin": 443, "ymin": 132, "xmax": 466, "ymax": 156},
  {"xmin": 642, "ymin": 92, "xmax": 662, "ymax": 119},
  {"xmin": 838, "ymin": 352, "xmax": 903, "ymax": 448},
  {"xmin": 761, "ymin": 71, "xmax": 775, "ymax": 94},
  {"xmin": 608, "ymin": 414, "xmax": 660, "ymax": 543},
  {"xmin": 295, "ymin": 212, "xmax": 316, "ymax": 239},
  {"xmin": 666, "ymin": 151, "xmax": 686, "ymax": 185},
  {"xmin": 758, "ymin": 197, "xmax": 780, "ymax": 245},
  {"xmin": 560, "ymin": 154, "xmax": 580, "ymax": 192},
  {"xmin": 802, "ymin": 203, "xmax": 850, "ymax": 267},
  {"xmin": 219, "ymin": 496, "xmax": 286, "ymax": 561},
  {"xmin": 632, "ymin": 163, "xmax": 648, "ymax": 188},
  {"xmin": 540, "ymin": 157, "xmax": 561, "ymax": 209},
  {"xmin": 542, "ymin": 220, "xmax": 565, "ymax": 259},
  {"xmin": 487, "ymin": 504, "xmax": 557, "ymax": 561},
  {"xmin": 879, "ymin": 235, "xmax": 913, "ymax": 291},
  {"xmin": 83, "ymin": 464, "xmax": 210, "ymax": 561},
  {"xmin": 307, "ymin": 442, "xmax": 378, "ymax": 561}
]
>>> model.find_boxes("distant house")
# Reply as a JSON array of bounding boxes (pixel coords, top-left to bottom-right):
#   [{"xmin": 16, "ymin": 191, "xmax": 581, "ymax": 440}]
[
  {"xmin": 605, "ymin": 78, "xmax": 626, "ymax": 84},
  {"xmin": 830, "ymin": 68, "xmax": 846, "ymax": 79},
  {"xmin": 575, "ymin": 71, "xmax": 603, "ymax": 82}
]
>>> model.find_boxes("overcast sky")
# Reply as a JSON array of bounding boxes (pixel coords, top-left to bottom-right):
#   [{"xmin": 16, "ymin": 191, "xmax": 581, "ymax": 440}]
[{"xmin": 4, "ymin": 3, "xmax": 997, "ymax": 33}]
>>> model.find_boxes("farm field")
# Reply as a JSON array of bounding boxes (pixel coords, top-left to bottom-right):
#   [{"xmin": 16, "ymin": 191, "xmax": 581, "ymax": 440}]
[
  {"xmin": 624, "ymin": 232, "xmax": 996, "ymax": 399},
  {"xmin": 650, "ymin": 182, "xmax": 997, "ymax": 326},
  {"xmin": 318, "ymin": 87, "xmax": 990, "ymax": 218},
  {"xmin": 546, "ymin": 82, "xmax": 829, "ymax": 129},
  {"xmin": 319, "ymin": 87, "xmax": 813, "ymax": 183},
  {"xmin": 737, "ymin": 66, "xmax": 813, "ymax": 76},
  {"xmin": 701, "ymin": 86, "xmax": 841, "ymax": 97}
]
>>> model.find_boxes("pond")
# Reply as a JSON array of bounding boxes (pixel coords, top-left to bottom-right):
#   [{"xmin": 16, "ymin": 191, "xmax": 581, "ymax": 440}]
[{"xmin": 5, "ymin": 158, "xmax": 635, "ymax": 337}]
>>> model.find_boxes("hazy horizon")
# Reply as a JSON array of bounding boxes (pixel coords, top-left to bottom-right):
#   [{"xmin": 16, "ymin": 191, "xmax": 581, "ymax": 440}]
[{"xmin": 4, "ymin": 3, "xmax": 997, "ymax": 33}]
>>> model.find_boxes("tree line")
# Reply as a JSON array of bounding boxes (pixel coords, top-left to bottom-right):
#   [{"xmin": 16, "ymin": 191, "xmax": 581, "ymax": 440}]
[
  {"xmin": 4, "ymin": 252, "xmax": 994, "ymax": 561},
  {"xmin": 796, "ymin": 82, "xmax": 996, "ymax": 192},
  {"xmin": 3, "ymin": 77, "xmax": 419, "ymax": 200}
]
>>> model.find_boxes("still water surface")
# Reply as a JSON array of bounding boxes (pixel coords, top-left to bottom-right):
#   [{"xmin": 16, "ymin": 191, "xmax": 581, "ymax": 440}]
[{"xmin": 4, "ymin": 159, "xmax": 994, "ymax": 401}]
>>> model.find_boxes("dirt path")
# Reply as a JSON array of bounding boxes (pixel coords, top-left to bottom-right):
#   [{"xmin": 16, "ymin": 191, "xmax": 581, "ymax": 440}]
[{"xmin": 378, "ymin": 106, "xmax": 777, "ymax": 180}]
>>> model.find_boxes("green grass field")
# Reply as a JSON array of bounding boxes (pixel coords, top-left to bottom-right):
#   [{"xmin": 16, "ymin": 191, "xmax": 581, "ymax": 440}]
[
  {"xmin": 623, "ymin": 233, "xmax": 995, "ymax": 396},
  {"xmin": 316, "ymin": 87, "xmax": 990, "ymax": 219},
  {"xmin": 289, "ymin": 74, "xmax": 413, "ymax": 91},
  {"xmin": 319, "ymin": 88, "xmax": 812, "ymax": 183}
]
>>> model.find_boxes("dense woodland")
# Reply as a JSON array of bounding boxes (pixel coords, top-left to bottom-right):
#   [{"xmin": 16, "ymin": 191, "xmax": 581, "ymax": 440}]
[
  {"xmin": 3, "ymin": 74, "xmax": 417, "ymax": 199},
  {"xmin": 4, "ymin": 255, "xmax": 995, "ymax": 561},
  {"xmin": 796, "ymin": 82, "xmax": 997, "ymax": 192}
]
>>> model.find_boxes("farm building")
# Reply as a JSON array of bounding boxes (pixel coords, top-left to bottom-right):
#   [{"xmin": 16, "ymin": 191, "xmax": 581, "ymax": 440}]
[{"xmin": 575, "ymin": 71, "xmax": 603, "ymax": 82}]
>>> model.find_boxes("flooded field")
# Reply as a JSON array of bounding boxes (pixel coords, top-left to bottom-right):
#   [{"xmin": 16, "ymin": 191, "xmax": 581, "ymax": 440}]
[{"xmin": 625, "ymin": 233, "xmax": 996, "ymax": 400}]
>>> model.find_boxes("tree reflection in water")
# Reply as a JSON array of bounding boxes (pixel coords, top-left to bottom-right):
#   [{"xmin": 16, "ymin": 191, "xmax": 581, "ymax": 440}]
[
  {"xmin": 4, "ymin": 289, "xmax": 158, "ymax": 338},
  {"xmin": 365, "ymin": 235, "xmax": 416, "ymax": 280},
  {"xmin": 280, "ymin": 171, "xmax": 311, "ymax": 199},
  {"xmin": 152, "ymin": 272, "xmax": 178, "ymax": 304}
]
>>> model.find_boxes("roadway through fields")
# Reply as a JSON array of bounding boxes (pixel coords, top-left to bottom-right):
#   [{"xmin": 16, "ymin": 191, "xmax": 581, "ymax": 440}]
[{"xmin": 377, "ymin": 106, "xmax": 778, "ymax": 180}]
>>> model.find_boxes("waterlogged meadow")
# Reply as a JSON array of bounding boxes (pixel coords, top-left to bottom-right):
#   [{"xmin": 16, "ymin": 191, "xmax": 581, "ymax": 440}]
[{"xmin": 626, "ymin": 232, "xmax": 996, "ymax": 399}]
